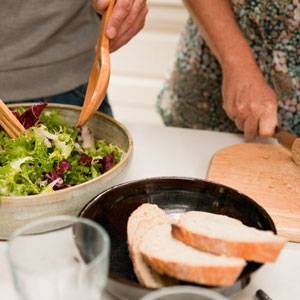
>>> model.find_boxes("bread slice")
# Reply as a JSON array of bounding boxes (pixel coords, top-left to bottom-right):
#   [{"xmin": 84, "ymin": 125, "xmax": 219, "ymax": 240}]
[
  {"xmin": 172, "ymin": 211, "xmax": 286, "ymax": 263},
  {"xmin": 127, "ymin": 204, "xmax": 176, "ymax": 288},
  {"xmin": 140, "ymin": 222, "xmax": 246, "ymax": 287},
  {"xmin": 127, "ymin": 203, "xmax": 167, "ymax": 247}
]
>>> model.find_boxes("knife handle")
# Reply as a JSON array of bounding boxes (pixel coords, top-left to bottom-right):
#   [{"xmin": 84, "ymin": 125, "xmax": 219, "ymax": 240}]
[
  {"xmin": 274, "ymin": 127, "xmax": 297, "ymax": 150},
  {"xmin": 292, "ymin": 138, "xmax": 300, "ymax": 166}
]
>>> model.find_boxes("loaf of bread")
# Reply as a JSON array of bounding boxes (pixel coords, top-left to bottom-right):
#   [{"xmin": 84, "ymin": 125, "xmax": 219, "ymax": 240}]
[
  {"xmin": 140, "ymin": 222, "xmax": 246, "ymax": 287},
  {"xmin": 172, "ymin": 211, "xmax": 286, "ymax": 263}
]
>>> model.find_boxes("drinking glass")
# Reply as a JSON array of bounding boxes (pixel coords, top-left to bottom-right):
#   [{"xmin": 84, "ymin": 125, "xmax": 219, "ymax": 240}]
[
  {"xmin": 140, "ymin": 286, "xmax": 229, "ymax": 300},
  {"xmin": 7, "ymin": 216, "xmax": 110, "ymax": 300}
]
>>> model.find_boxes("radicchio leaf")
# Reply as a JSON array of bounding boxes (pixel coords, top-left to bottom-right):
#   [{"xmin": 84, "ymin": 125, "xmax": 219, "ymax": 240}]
[
  {"xmin": 78, "ymin": 153, "xmax": 92, "ymax": 166},
  {"xmin": 13, "ymin": 111, "xmax": 21, "ymax": 119},
  {"xmin": 14, "ymin": 103, "xmax": 48, "ymax": 129},
  {"xmin": 99, "ymin": 154, "xmax": 115, "ymax": 173},
  {"xmin": 44, "ymin": 160, "xmax": 71, "ymax": 190},
  {"xmin": 51, "ymin": 177, "xmax": 63, "ymax": 187},
  {"xmin": 45, "ymin": 169, "xmax": 61, "ymax": 182},
  {"xmin": 57, "ymin": 160, "xmax": 71, "ymax": 175}
]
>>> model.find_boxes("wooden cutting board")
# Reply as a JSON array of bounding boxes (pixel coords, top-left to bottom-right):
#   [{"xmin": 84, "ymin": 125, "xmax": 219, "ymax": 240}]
[{"xmin": 207, "ymin": 143, "xmax": 300, "ymax": 242}]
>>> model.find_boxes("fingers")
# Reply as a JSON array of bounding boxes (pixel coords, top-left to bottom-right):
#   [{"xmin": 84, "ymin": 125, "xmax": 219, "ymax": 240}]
[
  {"xmin": 222, "ymin": 83, "xmax": 235, "ymax": 120},
  {"xmin": 92, "ymin": 0, "xmax": 147, "ymax": 51},
  {"xmin": 92, "ymin": 0, "xmax": 110, "ymax": 14},
  {"xmin": 110, "ymin": 4, "xmax": 148, "ymax": 52},
  {"xmin": 106, "ymin": 0, "xmax": 134, "ymax": 39},
  {"xmin": 233, "ymin": 105, "xmax": 277, "ymax": 141},
  {"xmin": 242, "ymin": 108, "xmax": 276, "ymax": 141},
  {"xmin": 222, "ymin": 77, "xmax": 278, "ymax": 140},
  {"xmin": 112, "ymin": 0, "xmax": 147, "ymax": 38},
  {"xmin": 234, "ymin": 117, "xmax": 244, "ymax": 131},
  {"xmin": 221, "ymin": 61, "xmax": 279, "ymax": 140},
  {"xmin": 233, "ymin": 89, "xmax": 259, "ymax": 140},
  {"xmin": 259, "ymin": 107, "xmax": 277, "ymax": 137},
  {"xmin": 224, "ymin": 97, "xmax": 277, "ymax": 140},
  {"xmin": 243, "ymin": 116, "xmax": 259, "ymax": 141}
]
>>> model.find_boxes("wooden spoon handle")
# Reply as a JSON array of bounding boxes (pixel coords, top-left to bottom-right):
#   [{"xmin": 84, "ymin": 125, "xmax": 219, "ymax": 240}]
[
  {"xmin": 97, "ymin": 0, "xmax": 116, "ymax": 63},
  {"xmin": 76, "ymin": 0, "xmax": 115, "ymax": 127}
]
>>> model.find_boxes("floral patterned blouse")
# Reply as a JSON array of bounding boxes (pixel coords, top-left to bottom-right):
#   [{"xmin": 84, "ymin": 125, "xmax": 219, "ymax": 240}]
[{"xmin": 157, "ymin": 0, "xmax": 300, "ymax": 134}]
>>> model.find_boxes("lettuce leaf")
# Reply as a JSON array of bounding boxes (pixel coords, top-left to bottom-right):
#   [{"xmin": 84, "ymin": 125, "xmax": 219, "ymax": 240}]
[{"xmin": 0, "ymin": 104, "xmax": 124, "ymax": 196}]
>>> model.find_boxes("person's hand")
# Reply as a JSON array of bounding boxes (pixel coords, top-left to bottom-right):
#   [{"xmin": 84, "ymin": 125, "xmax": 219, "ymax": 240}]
[
  {"xmin": 92, "ymin": 0, "xmax": 148, "ymax": 52},
  {"xmin": 221, "ymin": 62, "xmax": 278, "ymax": 140}
]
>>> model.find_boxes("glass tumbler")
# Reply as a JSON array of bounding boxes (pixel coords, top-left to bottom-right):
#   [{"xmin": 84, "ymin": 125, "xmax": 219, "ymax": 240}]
[
  {"xmin": 7, "ymin": 216, "xmax": 110, "ymax": 300},
  {"xmin": 140, "ymin": 286, "xmax": 229, "ymax": 300}
]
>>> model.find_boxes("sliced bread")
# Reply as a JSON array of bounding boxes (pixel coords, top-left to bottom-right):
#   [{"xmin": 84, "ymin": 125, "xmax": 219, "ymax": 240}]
[
  {"xmin": 172, "ymin": 211, "xmax": 286, "ymax": 263},
  {"xmin": 127, "ymin": 203, "xmax": 167, "ymax": 246},
  {"xmin": 127, "ymin": 203, "xmax": 175, "ymax": 288},
  {"xmin": 140, "ymin": 222, "xmax": 246, "ymax": 287}
]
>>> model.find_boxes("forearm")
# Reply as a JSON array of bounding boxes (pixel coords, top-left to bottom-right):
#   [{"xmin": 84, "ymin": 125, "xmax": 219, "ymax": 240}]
[{"xmin": 183, "ymin": 0, "xmax": 256, "ymax": 69}]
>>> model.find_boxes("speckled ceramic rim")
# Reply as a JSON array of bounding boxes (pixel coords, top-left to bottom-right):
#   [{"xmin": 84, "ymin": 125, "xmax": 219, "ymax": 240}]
[
  {"xmin": 140, "ymin": 286, "xmax": 229, "ymax": 300},
  {"xmin": 7, "ymin": 215, "xmax": 110, "ymax": 273},
  {"xmin": 1, "ymin": 103, "xmax": 133, "ymax": 205}
]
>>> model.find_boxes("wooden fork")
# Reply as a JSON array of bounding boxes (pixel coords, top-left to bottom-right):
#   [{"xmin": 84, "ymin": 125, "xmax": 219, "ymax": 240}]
[
  {"xmin": 76, "ymin": 0, "xmax": 116, "ymax": 127},
  {"xmin": 0, "ymin": 99, "xmax": 26, "ymax": 138}
]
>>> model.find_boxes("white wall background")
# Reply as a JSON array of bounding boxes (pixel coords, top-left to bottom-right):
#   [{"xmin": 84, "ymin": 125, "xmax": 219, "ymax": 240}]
[{"xmin": 108, "ymin": 0, "xmax": 188, "ymax": 125}]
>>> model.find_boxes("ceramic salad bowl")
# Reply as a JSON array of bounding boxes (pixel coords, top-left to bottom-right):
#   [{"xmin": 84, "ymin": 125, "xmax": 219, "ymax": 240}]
[{"xmin": 0, "ymin": 103, "xmax": 133, "ymax": 239}]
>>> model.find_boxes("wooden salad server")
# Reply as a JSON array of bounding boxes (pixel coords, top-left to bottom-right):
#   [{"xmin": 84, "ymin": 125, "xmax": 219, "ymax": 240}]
[
  {"xmin": 0, "ymin": 99, "xmax": 25, "ymax": 138},
  {"xmin": 76, "ymin": 0, "xmax": 116, "ymax": 127}
]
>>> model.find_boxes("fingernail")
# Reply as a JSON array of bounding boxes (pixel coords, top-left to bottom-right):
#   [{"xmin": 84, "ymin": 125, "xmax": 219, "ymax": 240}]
[{"xmin": 106, "ymin": 27, "xmax": 117, "ymax": 39}]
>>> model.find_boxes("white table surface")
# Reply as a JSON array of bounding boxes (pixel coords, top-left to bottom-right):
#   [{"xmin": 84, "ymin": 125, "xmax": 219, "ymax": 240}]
[{"xmin": 1, "ymin": 122, "xmax": 299, "ymax": 300}]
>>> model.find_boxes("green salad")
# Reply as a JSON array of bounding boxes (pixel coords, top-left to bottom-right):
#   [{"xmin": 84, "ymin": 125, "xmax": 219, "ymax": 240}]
[{"xmin": 0, "ymin": 103, "xmax": 123, "ymax": 196}]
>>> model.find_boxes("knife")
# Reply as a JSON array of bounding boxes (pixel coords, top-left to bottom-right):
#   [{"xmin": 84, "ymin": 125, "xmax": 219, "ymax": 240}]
[
  {"xmin": 274, "ymin": 127, "xmax": 297, "ymax": 150},
  {"xmin": 274, "ymin": 127, "xmax": 300, "ymax": 165}
]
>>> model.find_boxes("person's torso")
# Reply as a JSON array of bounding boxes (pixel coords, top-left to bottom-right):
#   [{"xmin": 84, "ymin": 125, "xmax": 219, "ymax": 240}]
[
  {"xmin": 0, "ymin": 0, "xmax": 99, "ymax": 71},
  {"xmin": 158, "ymin": 0, "xmax": 300, "ymax": 133}
]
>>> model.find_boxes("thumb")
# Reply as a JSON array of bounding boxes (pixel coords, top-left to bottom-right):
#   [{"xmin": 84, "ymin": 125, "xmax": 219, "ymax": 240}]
[{"xmin": 259, "ymin": 110, "xmax": 277, "ymax": 137}]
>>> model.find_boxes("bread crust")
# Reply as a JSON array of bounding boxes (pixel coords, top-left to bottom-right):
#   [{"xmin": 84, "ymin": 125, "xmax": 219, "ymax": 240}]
[
  {"xmin": 142, "ymin": 253, "xmax": 243, "ymax": 287},
  {"xmin": 172, "ymin": 224, "xmax": 286, "ymax": 263}
]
